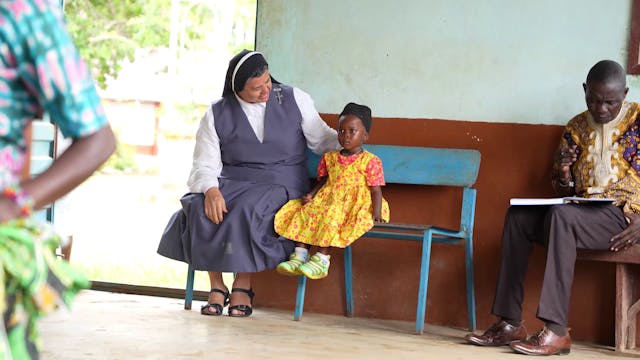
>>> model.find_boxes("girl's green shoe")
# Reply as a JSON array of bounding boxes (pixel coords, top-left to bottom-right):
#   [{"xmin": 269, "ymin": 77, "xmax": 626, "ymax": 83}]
[
  {"xmin": 299, "ymin": 254, "xmax": 330, "ymax": 280},
  {"xmin": 276, "ymin": 253, "xmax": 306, "ymax": 276}
]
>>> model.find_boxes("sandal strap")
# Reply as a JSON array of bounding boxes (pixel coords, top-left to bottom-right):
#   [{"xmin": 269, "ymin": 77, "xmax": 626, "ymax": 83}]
[
  {"xmin": 210, "ymin": 288, "xmax": 229, "ymax": 297},
  {"xmin": 228, "ymin": 304, "xmax": 253, "ymax": 317},
  {"xmin": 200, "ymin": 303, "xmax": 223, "ymax": 315},
  {"xmin": 210, "ymin": 288, "xmax": 230, "ymax": 306},
  {"xmin": 231, "ymin": 287, "xmax": 254, "ymax": 300}
]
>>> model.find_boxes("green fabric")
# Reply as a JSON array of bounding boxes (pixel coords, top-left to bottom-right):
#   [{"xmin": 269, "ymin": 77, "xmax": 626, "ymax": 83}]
[{"xmin": 0, "ymin": 219, "xmax": 90, "ymax": 359}]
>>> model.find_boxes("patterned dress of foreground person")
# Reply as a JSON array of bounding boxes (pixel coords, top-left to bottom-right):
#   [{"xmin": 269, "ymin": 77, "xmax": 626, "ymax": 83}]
[{"xmin": 0, "ymin": 1, "xmax": 116, "ymax": 358}]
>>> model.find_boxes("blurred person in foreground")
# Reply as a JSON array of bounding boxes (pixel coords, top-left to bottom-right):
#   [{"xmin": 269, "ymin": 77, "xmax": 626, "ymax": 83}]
[{"xmin": 0, "ymin": 1, "xmax": 116, "ymax": 358}]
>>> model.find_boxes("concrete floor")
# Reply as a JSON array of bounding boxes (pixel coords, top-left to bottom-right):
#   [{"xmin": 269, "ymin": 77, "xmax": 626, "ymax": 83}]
[{"xmin": 40, "ymin": 290, "xmax": 637, "ymax": 360}]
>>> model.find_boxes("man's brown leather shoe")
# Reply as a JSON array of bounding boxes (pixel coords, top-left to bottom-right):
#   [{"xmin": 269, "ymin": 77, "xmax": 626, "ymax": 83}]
[
  {"xmin": 465, "ymin": 320, "xmax": 527, "ymax": 346},
  {"xmin": 509, "ymin": 327, "xmax": 571, "ymax": 356}
]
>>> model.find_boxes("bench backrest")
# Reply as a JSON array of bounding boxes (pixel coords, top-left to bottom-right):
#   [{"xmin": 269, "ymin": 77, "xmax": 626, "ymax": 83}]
[{"xmin": 307, "ymin": 145, "xmax": 481, "ymax": 187}]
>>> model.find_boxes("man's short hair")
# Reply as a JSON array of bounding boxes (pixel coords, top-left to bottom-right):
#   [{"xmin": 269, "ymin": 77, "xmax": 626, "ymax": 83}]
[{"xmin": 586, "ymin": 60, "xmax": 626, "ymax": 87}]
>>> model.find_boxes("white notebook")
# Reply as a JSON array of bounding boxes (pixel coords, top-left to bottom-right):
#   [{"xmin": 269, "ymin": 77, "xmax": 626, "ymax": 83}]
[{"xmin": 509, "ymin": 197, "xmax": 616, "ymax": 206}]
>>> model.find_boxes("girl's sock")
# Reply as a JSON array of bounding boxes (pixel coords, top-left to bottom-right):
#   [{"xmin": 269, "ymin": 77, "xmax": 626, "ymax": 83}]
[
  {"xmin": 315, "ymin": 252, "xmax": 330, "ymax": 262},
  {"xmin": 294, "ymin": 246, "xmax": 309, "ymax": 261}
]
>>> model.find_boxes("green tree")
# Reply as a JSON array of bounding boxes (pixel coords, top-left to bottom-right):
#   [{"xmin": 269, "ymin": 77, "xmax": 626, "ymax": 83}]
[
  {"xmin": 229, "ymin": 0, "xmax": 256, "ymax": 53},
  {"xmin": 64, "ymin": 0, "xmax": 255, "ymax": 91},
  {"xmin": 64, "ymin": 0, "xmax": 170, "ymax": 89}
]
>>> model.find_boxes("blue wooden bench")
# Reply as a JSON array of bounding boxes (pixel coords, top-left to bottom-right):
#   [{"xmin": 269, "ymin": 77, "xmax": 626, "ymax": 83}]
[
  {"xmin": 294, "ymin": 144, "xmax": 481, "ymax": 334},
  {"xmin": 182, "ymin": 144, "xmax": 481, "ymax": 334}
]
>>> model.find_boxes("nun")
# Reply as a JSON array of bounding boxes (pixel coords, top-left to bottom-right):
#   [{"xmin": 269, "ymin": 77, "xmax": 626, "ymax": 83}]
[{"xmin": 158, "ymin": 49, "xmax": 339, "ymax": 317}]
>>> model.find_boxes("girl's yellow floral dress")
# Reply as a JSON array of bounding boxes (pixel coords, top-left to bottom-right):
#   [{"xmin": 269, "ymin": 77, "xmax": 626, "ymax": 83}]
[{"xmin": 275, "ymin": 150, "xmax": 389, "ymax": 248}]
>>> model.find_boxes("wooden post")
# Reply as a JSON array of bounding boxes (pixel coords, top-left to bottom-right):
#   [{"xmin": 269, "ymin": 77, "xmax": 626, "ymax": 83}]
[{"xmin": 615, "ymin": 264, "xmax": 629, "ymax": 351}]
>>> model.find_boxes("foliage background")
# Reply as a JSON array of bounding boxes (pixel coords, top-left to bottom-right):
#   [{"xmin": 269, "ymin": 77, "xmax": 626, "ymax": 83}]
[{"xmin": 64, "ymin": 0, "xmax": 256, "ymax": 90}]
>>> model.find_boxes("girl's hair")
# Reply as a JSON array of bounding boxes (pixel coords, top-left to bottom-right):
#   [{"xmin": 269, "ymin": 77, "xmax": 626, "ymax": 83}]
[{"xmin": 339, "ymin": 102, "xmax": 372, "ymax": 131}]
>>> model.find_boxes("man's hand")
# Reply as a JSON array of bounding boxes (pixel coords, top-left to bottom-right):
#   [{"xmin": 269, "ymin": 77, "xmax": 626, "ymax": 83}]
[
  {"xmin": 556, "ymin": 142, "xmax": 578, "ymax": 186},
  {"xmin": 610, "ymin": 213, "xmax": 640, "ymax": 251},
  {"xmin": 204, "ymin": 187, "xmax": 227, "ymax": 224}
]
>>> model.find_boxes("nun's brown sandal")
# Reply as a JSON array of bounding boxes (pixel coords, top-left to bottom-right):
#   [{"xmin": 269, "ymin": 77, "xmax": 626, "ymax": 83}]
[
  {"xmin": 228, "ymin": 288, "xmax": 255, "ymax": 317},
  {"xmin": 200, "ymin": 288, "xmax": 230, "ymax": 316}
]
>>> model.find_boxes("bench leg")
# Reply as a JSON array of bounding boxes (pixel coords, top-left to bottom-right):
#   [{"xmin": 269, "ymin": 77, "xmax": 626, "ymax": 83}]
[
  {"xmin": 616, "ymin": 263, "xmax": 640, "ymax": 351},
  {"xmin": 185, "ymin": 264, "xmax": 195, "ymax": 310},
  {"xmin": 415, "ymin": 232, "xmax": 433, "ymax": 335},
  {"xmin": 345, "ymin": 245, "xmax": 354, "ymax": 317},
  {"xmin": 627, "ymin": 296, "xmax": 640, "ymax": 351},
  {"xmin": 294, "ymin": 275, "xmax": 307, "ymax": 321},
  {"xmin": 465, "ymin": 236, "xmax": 476, "ymax": 332}
]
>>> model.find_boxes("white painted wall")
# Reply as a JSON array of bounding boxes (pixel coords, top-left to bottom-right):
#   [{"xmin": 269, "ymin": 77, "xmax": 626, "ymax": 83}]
[{"xmin": 257, "ymin": 0, "xmax": 635, "ymax": 125}]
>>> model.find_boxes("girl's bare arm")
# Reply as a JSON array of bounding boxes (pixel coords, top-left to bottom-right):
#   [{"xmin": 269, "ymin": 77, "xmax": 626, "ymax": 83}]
[{"xmin": 370, "ymin": 185, "xmax": 385, "ymax": 222}]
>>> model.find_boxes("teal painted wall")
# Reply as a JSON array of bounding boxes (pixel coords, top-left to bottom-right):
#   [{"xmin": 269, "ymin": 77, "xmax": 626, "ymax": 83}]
[{"xmin": 257, "ymin": 0, "xmax": 634, "ymax": 125}]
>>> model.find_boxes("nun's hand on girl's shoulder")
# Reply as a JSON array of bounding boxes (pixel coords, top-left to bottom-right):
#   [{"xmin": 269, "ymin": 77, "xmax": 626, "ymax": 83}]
[{"xmin": 301, "ymin": 193, "xmax": 313, "ymax": 204}]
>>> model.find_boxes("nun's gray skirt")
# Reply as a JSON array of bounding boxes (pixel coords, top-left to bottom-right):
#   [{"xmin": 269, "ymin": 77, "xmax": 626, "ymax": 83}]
[{"xmin": 157, "ymin": 179, "xmax": 295, "ymax": 273}]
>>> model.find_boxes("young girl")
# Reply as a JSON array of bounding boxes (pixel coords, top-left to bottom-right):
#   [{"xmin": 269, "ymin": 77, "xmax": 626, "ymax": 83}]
[{"xmin": 274, "ymin": 102, "xmax": 390, "ymax": 279}]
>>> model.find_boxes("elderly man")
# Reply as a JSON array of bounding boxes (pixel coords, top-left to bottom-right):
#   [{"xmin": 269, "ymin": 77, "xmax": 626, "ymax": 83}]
[{"xmin": 466, "ymin": 60, "xmax": 640, "ymax": 355}]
